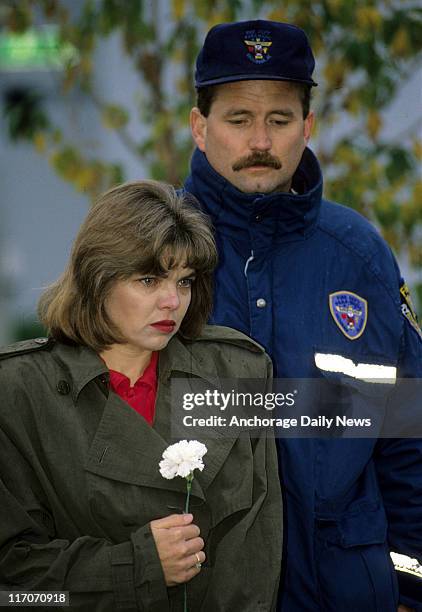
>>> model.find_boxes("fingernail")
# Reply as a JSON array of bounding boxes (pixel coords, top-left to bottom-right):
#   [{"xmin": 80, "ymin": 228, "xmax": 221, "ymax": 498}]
[{"xmin": 183, "ymin": 513, "xmax": 193, "ymax": 522}]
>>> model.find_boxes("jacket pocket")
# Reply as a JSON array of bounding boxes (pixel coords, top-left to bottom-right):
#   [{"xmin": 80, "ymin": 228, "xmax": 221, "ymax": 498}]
[
  {"xmin": 315, "ymin": 502, "xmax": 398, "ymax": 612},
  {"xmin": 313, "ymin": 349, "xmax": 396, "ymax": 441}
]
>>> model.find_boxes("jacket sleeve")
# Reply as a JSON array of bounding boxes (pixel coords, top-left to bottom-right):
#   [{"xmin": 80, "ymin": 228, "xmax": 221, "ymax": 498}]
[
  {"xmin": 0, "ymin": 426, "xmax": 168, "ymax": 612},
  {"xmin": 375, "ymin": 311, "xmax": 422, "ymax": 612}
]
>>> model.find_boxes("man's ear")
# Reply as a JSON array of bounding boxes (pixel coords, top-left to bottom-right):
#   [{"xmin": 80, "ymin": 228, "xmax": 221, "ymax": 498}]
[
  {"xmin": 304, "ymin": 110, "xmax": 314, "ymax": 144},
  {"xmin": 190, "ymin": 107, "xmax": 207, "ymax": 152}
]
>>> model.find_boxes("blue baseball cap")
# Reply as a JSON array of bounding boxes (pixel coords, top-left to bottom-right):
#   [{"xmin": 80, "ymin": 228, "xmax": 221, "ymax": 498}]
[{"xmin": 195, "ymin": 20, "xmax": 317, "ymax": 88}]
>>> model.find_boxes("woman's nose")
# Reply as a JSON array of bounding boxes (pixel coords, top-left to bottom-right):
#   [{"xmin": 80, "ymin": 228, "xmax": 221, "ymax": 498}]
[{"xmin": 159, "ymin": 285, "xmax": 181, "ymax": 310}]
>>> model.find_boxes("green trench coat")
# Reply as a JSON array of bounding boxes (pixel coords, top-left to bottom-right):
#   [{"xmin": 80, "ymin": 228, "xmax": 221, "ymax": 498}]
[{"xmin": 0, "ymin": 326, "xmax": 282, "ymax": 611}]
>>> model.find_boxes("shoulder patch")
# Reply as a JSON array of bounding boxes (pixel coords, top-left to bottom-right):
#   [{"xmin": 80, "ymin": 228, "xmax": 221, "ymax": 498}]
[
  {"xmin": 400, "ymin": 282, "xmax": 422, "ymax": 339},
  {"xmin": 329, "ymin": 291, "xmax": 368, "ymax": 340},
  {"xmin": 0, "ymin": 337, "xmax": 55, "ymax": 361},
  {"xmin": 185, "ymin": 325, "xmax": 265, "ymax": 354}
]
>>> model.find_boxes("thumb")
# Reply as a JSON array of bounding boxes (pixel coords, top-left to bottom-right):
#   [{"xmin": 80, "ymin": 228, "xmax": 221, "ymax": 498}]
[{"xmin": 150, "ymin": 513, "xmax": 193, "ymax": 530}]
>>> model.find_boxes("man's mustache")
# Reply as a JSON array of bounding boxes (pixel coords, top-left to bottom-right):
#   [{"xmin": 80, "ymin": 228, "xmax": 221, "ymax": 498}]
[{"xmin": 232, "ymin": 153, "xmax": 282, "ymax": 172}]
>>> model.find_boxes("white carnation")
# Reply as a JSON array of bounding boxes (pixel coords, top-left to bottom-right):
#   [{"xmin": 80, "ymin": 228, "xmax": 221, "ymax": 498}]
[{"xmin": 159, "ymin": 440, "xmax": 208, "ymax": 480}]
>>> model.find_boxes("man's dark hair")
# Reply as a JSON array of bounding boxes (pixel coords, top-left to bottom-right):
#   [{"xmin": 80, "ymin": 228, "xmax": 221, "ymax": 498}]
[{"xmin": 197, "ymin": 82, "xmax": 312, "ymax": 119}]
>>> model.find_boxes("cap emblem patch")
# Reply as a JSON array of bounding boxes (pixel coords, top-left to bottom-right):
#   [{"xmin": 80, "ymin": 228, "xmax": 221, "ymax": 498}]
[
  {"xmin": 329, "ymin": 291, "xmax": 368, "ymax": 340},
  {"xmin": 244, "ymin": 29, "xmax": 272, "ymax": 64}
]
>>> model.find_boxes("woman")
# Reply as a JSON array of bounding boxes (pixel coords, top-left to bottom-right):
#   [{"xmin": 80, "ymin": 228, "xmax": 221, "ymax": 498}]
[{"xmin": 0, "ymin": 181, "xmax": 282, "ymax": 611}]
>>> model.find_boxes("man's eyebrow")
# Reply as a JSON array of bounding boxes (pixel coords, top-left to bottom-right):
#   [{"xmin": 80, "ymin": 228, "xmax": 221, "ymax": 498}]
[
  {"xmin": 270, "ymin": 109, "xmax": 295, "ymax": 118},
  {"xmin": 223, "ymin": 108, "xmax": 295, "ymax": 118},
  {"xmin": 223, "ymin": 109, "xmax": 254, "ymax": 117}
]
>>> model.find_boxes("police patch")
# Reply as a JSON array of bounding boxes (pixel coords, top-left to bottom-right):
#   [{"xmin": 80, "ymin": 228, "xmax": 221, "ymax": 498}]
[
  {"xmin": 244, "ymin": 29, "xmax": 272, "ymax": 64},
  {"xmin": 329, "ymin": 291, "xmax": 368, "ymax": 340},
  {"xmin": 400, "ymin": 281, "xmax": 422, "ymax": 339}
]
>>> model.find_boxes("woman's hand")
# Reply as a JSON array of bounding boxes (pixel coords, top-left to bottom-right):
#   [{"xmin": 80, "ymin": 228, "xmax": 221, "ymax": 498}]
[{"xmin": 150, "ymin": 513, "xmax": 206, "ymax": 586}]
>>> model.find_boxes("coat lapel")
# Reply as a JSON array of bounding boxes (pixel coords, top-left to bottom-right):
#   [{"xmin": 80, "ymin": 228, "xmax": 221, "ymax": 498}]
[
  {"xmin": 84, "ymin": 334, "xmax": 243, "ymax": 502},
  {"xmin": 84, "ymin": 390, "xmax": 205, "ymax": 499},
  {"xmin": 155, "ymin": 335, "xmax": 241, "ymax": 492}
]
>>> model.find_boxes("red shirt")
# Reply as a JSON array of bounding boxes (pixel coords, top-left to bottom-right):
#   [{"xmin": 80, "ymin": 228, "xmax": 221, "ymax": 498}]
[{"xmin": 109, "ymin": 352, "xmax": 158, "ymax": 425}]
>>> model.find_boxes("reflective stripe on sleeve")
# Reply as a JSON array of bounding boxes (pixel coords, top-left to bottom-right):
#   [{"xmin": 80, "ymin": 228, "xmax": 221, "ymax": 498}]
[
  {"xmin": 315, "ymin": 353, "xmax": 397, "ymax": 383},
  {"xmin": 391, "ymin": 552, "xmax": 422, "ymax": 579}
]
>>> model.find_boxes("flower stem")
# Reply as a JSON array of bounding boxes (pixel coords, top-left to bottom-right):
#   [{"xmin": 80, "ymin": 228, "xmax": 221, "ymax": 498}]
[
  {"xmin": 184, "ymin": 473, "xmax": 194, "ymax": 612},
  {"xmin": 185, "ymin": 473, "xmax": 193, "ymax": 514}
]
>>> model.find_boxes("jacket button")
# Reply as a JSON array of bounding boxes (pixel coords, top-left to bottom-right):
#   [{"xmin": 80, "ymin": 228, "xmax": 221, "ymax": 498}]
[
  {"xmin": 34, "ymin": 337, "xmax": 48, "ymax": 345},
  {"xmin": 57, "ymin": 380, "xmax": 70, "ymax": 395},
  {"xmin": 256, "ymin": 298, "xmax": 267, "ymax": 308}
]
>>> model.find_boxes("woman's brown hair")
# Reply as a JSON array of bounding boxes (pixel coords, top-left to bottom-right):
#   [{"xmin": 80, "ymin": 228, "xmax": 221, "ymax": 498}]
[{"xmin": 38, "ymin": 180, "xmax": 218, "ymax": 352}]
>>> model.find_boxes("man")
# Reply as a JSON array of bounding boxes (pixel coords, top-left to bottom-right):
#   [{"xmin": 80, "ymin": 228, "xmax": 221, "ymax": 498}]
[{"xmin": 184, "ymin": 19, "xmax": 422, "ymax": 612}]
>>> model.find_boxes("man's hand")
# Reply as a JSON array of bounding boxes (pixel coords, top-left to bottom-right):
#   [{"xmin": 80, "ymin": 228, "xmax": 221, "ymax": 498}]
[
  {"xmin": 150, "ymin": 513, "xmax": 206, "ymax": 586},
  {"xmin": 398, "ymin": 605, "xmax": 416, "ymax": 612}
]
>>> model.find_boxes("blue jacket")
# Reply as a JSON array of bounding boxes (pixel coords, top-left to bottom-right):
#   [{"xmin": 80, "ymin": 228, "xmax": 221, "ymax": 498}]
[{"xmin": 185, "ymin": 147, "xmax": 422, "ymax": 612}]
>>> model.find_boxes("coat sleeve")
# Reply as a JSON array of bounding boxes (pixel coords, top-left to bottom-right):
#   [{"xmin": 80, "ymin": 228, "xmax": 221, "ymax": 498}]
[
  {"xmin": 0, "ymin": 426, "xmax": 168, "ymax": 612},
  {"xmin": 375, "ymin": 307, "xmax": 422, "ymax": 612}
]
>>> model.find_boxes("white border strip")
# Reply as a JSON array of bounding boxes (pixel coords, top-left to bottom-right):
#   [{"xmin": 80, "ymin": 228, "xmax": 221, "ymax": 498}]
[{"xmin": 315, "ymin": 353, "xmax": 397, "ymax": 383}]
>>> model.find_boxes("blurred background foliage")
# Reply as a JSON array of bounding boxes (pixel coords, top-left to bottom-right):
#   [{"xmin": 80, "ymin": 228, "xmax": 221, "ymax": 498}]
[{"xmin": 2, "ymin": 0, "xmax": 422, "ymax": 313}]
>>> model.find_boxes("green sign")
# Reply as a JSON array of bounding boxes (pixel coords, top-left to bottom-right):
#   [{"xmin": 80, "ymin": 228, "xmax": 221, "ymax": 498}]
[{"xmin": 0, "ymin": 26, "xmax": 78, "ymax": 71}]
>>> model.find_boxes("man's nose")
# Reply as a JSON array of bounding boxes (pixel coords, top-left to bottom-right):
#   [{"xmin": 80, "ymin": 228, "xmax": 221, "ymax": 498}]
[
  {"xmin": 249, "ymin": 123, "xmax": 271, "ymax": 151},
  {"xmin": 159, "ymin": 285, "xmax": 181, "ymax": 310}
]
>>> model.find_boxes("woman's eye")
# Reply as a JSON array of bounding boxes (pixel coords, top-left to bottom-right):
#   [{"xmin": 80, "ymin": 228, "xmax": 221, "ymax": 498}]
[
  {"xmin": 178, "ymin": 278, "xmax": 195, "ymax": 288},
  {"xmin": 138, "ymin": 277, "xmax": 157, "ymax": 287}
]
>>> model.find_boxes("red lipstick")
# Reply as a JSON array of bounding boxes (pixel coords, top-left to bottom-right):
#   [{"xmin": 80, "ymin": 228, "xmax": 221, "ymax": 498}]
[{"xmin": 150, "ymin": 320, "xmax": 176, "ymax": 333}]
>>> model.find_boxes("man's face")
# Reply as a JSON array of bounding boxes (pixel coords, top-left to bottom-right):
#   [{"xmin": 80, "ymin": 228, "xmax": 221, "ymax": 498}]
[{"xmin": 190, "ymin": 80, "xmax": 314, "ymax": 194}]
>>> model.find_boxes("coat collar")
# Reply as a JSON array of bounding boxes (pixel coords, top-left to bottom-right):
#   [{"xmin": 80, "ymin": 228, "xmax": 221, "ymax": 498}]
[
  {"xmin": 51, "ymin": 334, "xmax": 220, "ymax": 402},
  {"xmin": 52, "ymin": 338, "xmax": 237, "ymax": 502},
  {"xmin": 185, "ymin": 146, "xmax": 323, "ymax": 245}
]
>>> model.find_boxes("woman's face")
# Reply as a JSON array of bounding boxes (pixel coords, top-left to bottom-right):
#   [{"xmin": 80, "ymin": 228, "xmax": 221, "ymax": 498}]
[{"xmin": 104, "ymin": 265, "xmax": 195, "ymax": 355}]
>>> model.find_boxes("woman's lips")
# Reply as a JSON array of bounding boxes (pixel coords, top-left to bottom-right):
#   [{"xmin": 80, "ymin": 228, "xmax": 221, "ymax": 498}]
[{"xmin": 150, "ymin": 320, "xmax": 176, "ymax": 333}]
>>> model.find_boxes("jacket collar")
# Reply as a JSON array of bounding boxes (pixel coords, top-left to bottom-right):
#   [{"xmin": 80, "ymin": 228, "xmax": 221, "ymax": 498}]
[
  {"xmin": 185, "ymin": 146, "xmax": 323, "ymax": 244},
  {"xmin": 51, "ymin": 335, "xmax": 220, "ymax": 402}
]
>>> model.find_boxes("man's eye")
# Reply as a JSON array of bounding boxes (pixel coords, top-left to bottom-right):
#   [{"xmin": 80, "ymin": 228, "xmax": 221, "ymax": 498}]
[
  {"xmin": 227, "ymin": 119, "xmax": 247, "ymax": 125},
  {"xmin": 271, "ymin": 120, "xmax": 289, "ymax": 126}
]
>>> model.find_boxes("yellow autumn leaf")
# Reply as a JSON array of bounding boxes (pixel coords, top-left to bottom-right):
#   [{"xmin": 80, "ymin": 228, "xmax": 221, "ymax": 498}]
[
  {"xmin": 267, "ymin": 9, "xmax": 288, "ymax": 22},
  {"xmin": 367, "ymin": 110, "xmax": 382, "ymax": 140},
  {"xmin": 75, "ymin": 167, "xmax": 98, "ymax": 192},
  {"xmin": 172, "ymin": 0, "xmax": 185, "ymax": 20},
  {"xmin": 413, "ymin": 182, "xmax": 422, "ymax": 207},
  {"xmin": 79, "ymin": 55, "xmax": 92, "ymax": 75},
  {"xmin": 207, "ymin": 11, "xmax": 230, "ymax": 28},
  {"xmin": 391, "ymin": 27, "xmax": 410, "ymax": 57},
  {"xmin": 344, "ymin": 91, "xmax": 362, "ymax": 116},
  {"xmin": 172, "ymin": 48, "xmax": 184, "ymax": 63},
  {"xmin": 412, "ymin": 141, "xmax": 422, "ymax": 161},
  {"xmin": 382, "ymin": 227, "xmax": 400, "ymax": 252},
  {"xmin": 408, "ymin": 242, "xmax": 422, "ymax": 267},
  {"xmin": 101, "ymin": 104, "xmax": 129, "ymax": 130},
  {"xmin": 176, "ymin": 77, "xmax": 189, "ymax": 95},
  {"xmin": 325, "ymin": 0, "xmax": 342, "ymax": 12},
  {"xmin": 33, "ymin": 131, "xmax": 46, "ymax": 153},
  {"xmin": 324, "ymin": 58, "xmax": 349, "ymax": 89},
  {"xmin": 355, "ymin": 7, "xmax": 382, "ymax": 30}
]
